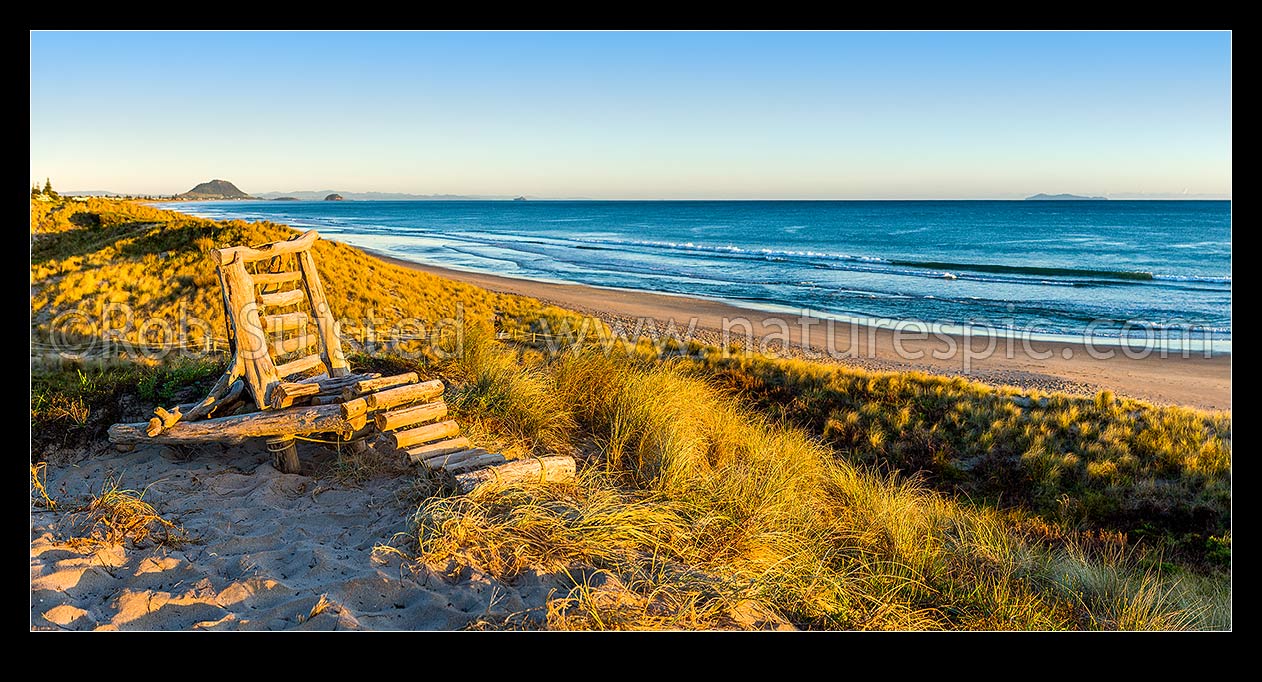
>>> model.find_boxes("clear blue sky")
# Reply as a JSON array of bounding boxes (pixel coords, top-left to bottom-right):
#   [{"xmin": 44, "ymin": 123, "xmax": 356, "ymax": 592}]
[{"xmin": 29, "ymin": 31, "xmax": 1231, "ymax": 199}]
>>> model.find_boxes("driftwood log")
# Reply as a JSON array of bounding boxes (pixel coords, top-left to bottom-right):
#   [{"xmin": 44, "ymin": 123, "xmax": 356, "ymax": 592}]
[
  {"xmin": 453, "ymin": 455, "xmax": 577, "ymax": 494},
  {"xmin": 389, "ymin": 420, "xmax": 460, "ymax": 449},
  {"xmin": 405, "ymin": 437, "xmax": 472, "ymax": 465},
  {"xmin": 364, "ymin": 380, "xmax": 444, "ymax": 411},
  {"xmin": 375, "ymin": 401, "xmax": 447, "ymax": 431},
  {"xmin": 108, "ymin": 403, "xmax": 358, "ymax": 446},
  {"xmin": 296, "ymin": 372, "xmax": 381, "ymax": 392},
  {"xmin": 422, "ymin": 446, "xmax": 496, "ymax": 470},
  {"xmin": 270, "ymin": 381, "xmax": 321, "ymax": 409},
  {"xmin": 341, "ymin": 372, "xmax": 419, "ymax": 401},
  {"xmin": 441, "ymin": 452, "xmax": 504, "ymax": 474}
]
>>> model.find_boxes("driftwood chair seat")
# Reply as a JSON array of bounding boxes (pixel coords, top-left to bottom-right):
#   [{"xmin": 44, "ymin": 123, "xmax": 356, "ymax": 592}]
[{"xmin": 107, "ymin": 230, "xmax": 471, "ymax": 473}]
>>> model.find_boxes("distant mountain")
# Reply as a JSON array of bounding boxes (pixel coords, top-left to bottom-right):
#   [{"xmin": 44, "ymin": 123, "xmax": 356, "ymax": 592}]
[
  {"xmin": 324, "ymin": 193, "xmax": 345, "ymax": 201},
  {"xmin": 255, "ymin": 190, "xmax": 522, "ymax": 201},
  {"xmin": 1025, "ymin": 193, "xmax": 1108, "ymax": 201},
  {"xmin": 178, "ymin": 179, "xmax": 254, "ymax": 200}
]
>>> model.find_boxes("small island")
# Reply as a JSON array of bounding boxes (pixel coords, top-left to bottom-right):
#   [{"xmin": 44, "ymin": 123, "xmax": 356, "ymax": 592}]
[
  {"xmin": 1025, "ymin": 193, "xmax": 1108, "ymax": 201},
  {"xmin": 324, "ymin": 193, "xmax": 345, "ymax": 201},
  {"xmin": 271, "ymin": 196, "xmax": 300, "ymax": 201},
  {"xmin": 513, "ymin": 196, "xmax": 528, "ymax": 202}
]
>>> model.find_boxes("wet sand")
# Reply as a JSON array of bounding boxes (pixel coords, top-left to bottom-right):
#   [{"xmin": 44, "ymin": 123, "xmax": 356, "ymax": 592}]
[{"xmin": 375, "ymin": 254, "xmax": 1231, "ymax": 411}]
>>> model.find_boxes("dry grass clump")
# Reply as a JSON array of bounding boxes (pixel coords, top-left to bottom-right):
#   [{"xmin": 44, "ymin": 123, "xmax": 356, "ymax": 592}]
[
  {"xmin": 31, "ymin": 463, "xmax": 57, "ymax": 510},
  {"xmin": 64, "ymin": 476, "xmax": 186, "ymax": 551}
]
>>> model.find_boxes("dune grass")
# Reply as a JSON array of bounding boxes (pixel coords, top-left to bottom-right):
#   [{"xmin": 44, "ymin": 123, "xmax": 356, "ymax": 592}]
[
  {"xmin": 31, "ymin": 357, "xmax": 226, "ymax": 454},
  {"xmin": 30, "ymin": 198, "xmax": 588, "ymax": 354},
  {"xmin": 414, "ymin": 339, "xmax": 1229, "ymax": 629},
  {"xmin": 657, "ymin": 349, "xmax": 1231, "ymax": 568}
]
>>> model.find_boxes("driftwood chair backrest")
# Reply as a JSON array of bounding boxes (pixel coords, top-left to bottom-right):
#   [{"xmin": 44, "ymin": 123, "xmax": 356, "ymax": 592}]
[{"xmin": 211, "ymin": 230, "xmax": 348, "ymax": 409}]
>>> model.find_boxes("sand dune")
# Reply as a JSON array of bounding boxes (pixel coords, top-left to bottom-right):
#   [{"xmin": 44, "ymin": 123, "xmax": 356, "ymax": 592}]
[{"xmin": 31, "ymin": 444, "xmax": 564, "ymax": 630}]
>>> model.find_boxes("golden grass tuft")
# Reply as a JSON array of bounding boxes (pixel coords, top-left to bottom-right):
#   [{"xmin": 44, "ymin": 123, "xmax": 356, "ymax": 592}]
[
  {"xmin": 65, "ymin": 476, "xmax": 186, "ymax": 551},
  {"xmin": 30, "ymin": 463, "xmax": 57, "ymax": 510}
]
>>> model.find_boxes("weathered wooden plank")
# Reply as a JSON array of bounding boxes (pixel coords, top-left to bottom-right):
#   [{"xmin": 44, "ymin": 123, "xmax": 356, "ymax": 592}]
[
  {"xmin": 223, "ymin": 256, "xmax": 281, "ymax": 408},
  {"xmin": 270, "ymin": 381, "xmax": 321, "ymax": 409},
  {"xmin": 405, "ymin": 437, "xmax": 472, "ymax": 465},
  {"xmin": 363, "ymin": 380, "xmax": 444, "ymax": 411},
  {"xmin": 342, "ymin": 372, "xmax": 419, "ymax": 401},
  {"xmin": 443, "ymin": 452, "xmax": 508, "ymax": 474},
  {"xmin": 296, "ymin": 372, "xmax": 381, "ymax": 392},
  {"xmin": 297, "ymin": 247, "xmax": 350, "ymax": 376},
  {"xmin": 259, "ymin": 288, "xmax": 307, "ymax": 309},
  {"xmin": 271, "ymin": 333, "xmax": 318, "ymax": 357},
  {"xmin": 389, "ymin": 420, "xmax": 460, "ymax": 449},
  {"xmin": 212, "ymin": 230, "xmax": 318, "ymax": 266},
  {"xmin": 422, "ymin": 446, "xmax": 491, "ymax": 469},
  {"xmin": 274, "ymin": 354, "xmax": 325, "ymax": 379},
  {"xmin": 262, "ymin": 312, "xmax": 309, "ymax": 334},
  {"xmin": 253, "ymin": 270, "xmax": 302, "ymax": 286},
  {"xmin": 375, "ymin": 401, "xmax": 446, "ymax": 432}
]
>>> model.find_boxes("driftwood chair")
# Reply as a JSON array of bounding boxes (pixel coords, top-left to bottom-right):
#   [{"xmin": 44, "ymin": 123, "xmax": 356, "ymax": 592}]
[{"xmin": 107, "ymin": 231, "xmax": 475, "ymax": 473}]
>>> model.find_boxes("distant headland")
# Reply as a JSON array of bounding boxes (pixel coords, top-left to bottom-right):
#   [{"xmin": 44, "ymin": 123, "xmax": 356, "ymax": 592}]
[{"xmin": 1025, "ymin": 193, "xmax": 1108, "ymax": 201}]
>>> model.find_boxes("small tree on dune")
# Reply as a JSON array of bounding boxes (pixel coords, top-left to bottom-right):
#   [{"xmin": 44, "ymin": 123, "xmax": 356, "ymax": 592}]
[
  {"xmin": 43, "ymin": 178, "xmax": 58, "ymax": 199},
  {"xmin": 31, "ymin": 183, "xmax": 41, "ymax": 198}
]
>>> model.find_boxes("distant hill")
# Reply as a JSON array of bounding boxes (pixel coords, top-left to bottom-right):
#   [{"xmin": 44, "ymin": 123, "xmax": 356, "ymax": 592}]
[
  {"xmin": 1025, "ymin": 193, "xmax": 1107, "ymax": 201},
  {"xmin": 178, "ymin": 179, "xmax": 254, "ymax": 200},
  {"xmin": 324, "ymin": 193, "xmax": 345, "ymax": 201}
]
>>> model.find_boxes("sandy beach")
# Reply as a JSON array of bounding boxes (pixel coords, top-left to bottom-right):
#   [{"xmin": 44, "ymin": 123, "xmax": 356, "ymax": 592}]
[
  {"xmin": 376, "ymin": 254, "xmax": 1230, "ymax": 411},
  {"xmin": 31, "ymin": 443, "xmax": 566, "ymax": 630}
]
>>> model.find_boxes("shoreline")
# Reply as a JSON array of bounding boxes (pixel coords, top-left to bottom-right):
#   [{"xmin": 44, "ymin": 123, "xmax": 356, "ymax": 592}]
[{"xmin": 366, "ymin": 249, "xmax": 1231, "ymax": 411}]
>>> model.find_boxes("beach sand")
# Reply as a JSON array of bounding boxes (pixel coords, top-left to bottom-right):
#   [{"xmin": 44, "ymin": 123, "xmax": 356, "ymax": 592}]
[
  {"xmin": 31, "ymin": 443, "xmax": 566, "ymax": 630},
  {"xmin": 378, "ymin": 254, "xmax": 1230, "ymax": 411}
]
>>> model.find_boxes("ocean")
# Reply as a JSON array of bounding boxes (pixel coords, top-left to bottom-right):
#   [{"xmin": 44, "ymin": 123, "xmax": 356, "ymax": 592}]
[{"xmin": 175, "ymin": 200, "xmax": 1232, "ymax": 350}]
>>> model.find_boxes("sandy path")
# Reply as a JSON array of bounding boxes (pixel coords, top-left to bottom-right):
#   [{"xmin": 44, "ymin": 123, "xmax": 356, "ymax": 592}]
[
  {"xmin": 380, "ymin": 255, "xmax": 1231, "ymax": 411},
  {"xmin": 31, "ymin": 444, "xmax": 562, "ymax": 630}
]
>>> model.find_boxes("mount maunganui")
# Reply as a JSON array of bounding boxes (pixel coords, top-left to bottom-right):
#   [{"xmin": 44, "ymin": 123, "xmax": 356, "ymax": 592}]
[{"xmin": 178, "ymin": 179, "xmax": 254, "ymax": 200}]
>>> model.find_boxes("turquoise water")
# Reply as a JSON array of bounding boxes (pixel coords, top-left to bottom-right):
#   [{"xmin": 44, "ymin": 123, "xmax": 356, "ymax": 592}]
[{"xmin": 177, "ymin": 200, "xmax": 1231, "ymax": 349}]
